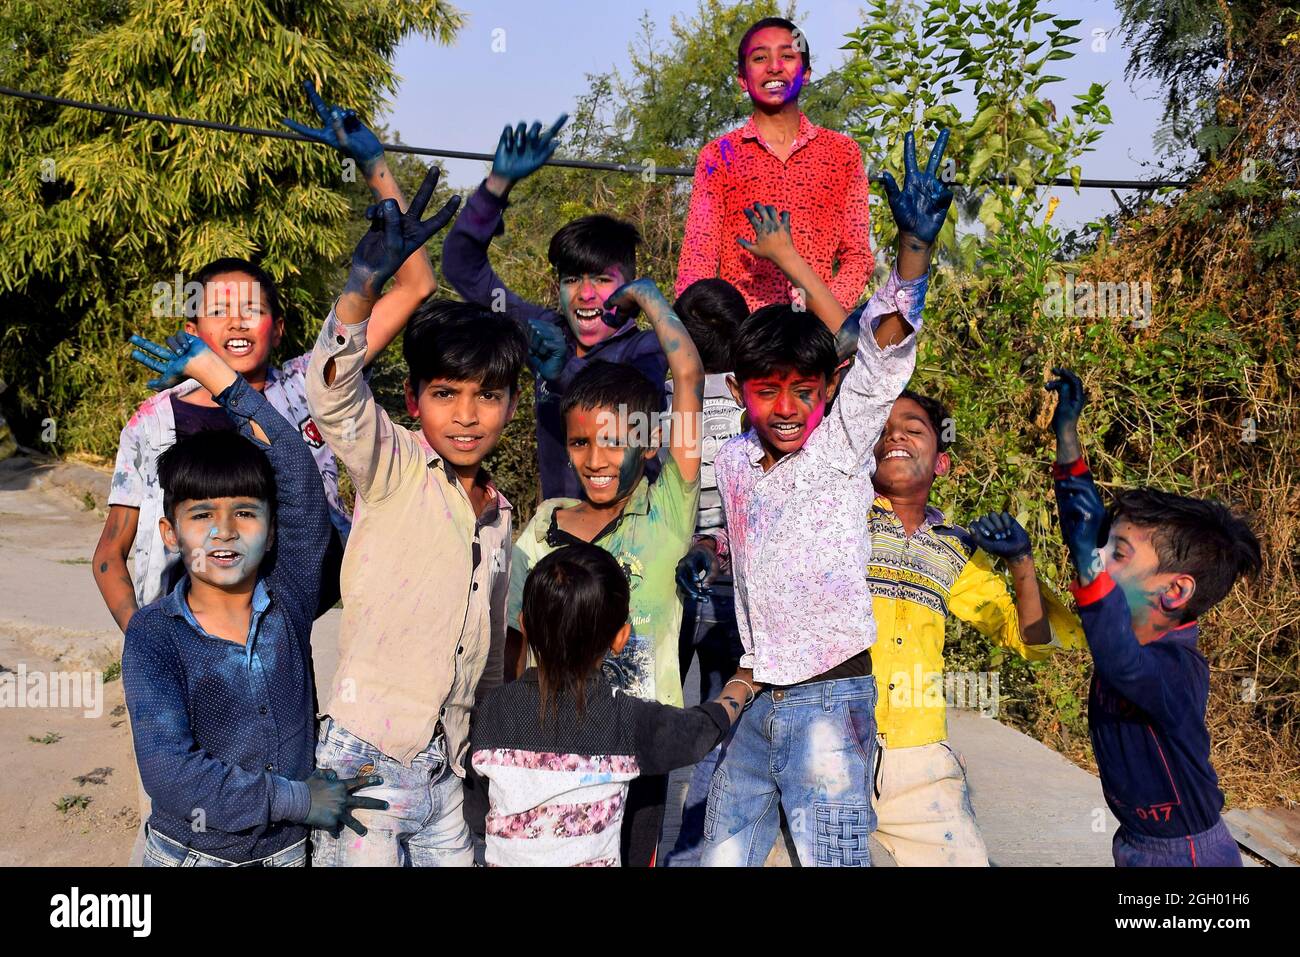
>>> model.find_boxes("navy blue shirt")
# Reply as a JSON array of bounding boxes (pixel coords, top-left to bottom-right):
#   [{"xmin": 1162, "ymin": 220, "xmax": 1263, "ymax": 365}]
[
  {"xmin": 123, "ymin": 375, "xmax": 330, "ymax": 862},
  {"xmin": 441, "ymin": 181, "xmax": 668, "ymax": 500},
  {"xmin": 1058, "ymin": 462, "xmax": 1226, "ymax": 839}
]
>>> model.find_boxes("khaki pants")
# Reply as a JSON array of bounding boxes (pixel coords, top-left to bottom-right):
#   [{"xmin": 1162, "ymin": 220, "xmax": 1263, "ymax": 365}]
[{"xmin": 871, "ymin": 738, "xmax": 988, "ymax": 866}]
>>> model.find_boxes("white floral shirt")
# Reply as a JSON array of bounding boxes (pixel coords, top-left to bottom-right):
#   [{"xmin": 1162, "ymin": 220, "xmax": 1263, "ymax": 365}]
[
  {"xmin": 108, "ymin": 351, "xmax": 350, "ymax": 608},
  {"xmin": 714, "ymin": 267, "xmax": 928, "ymax": 685}
]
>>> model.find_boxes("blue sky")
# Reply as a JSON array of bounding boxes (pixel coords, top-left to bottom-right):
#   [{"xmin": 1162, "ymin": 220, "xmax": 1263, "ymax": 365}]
[{"xmin": 379, "ymin": 0, "xmax": 1179, "ymax": 231}]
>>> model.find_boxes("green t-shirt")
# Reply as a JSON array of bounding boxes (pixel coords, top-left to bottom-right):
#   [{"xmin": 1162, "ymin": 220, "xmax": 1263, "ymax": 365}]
[{"xmin": 508, "ymin": 457, "xmax": 700, "ymax": 708}]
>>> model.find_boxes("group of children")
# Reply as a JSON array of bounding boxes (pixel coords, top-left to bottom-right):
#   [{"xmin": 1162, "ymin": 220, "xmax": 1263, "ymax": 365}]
[{"xmin": 101, "ymin": 17, "xmax": 1262, "ymax": 868}]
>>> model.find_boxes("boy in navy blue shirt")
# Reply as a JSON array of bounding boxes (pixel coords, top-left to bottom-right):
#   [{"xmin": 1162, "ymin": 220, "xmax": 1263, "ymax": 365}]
[
  {"xmin": 122, "ymin": 330, "xmax": 387, "ymax": 866},
  {"xmin": 1047, "ymin": 368, "xmax": 1261, "ymax": 867}
]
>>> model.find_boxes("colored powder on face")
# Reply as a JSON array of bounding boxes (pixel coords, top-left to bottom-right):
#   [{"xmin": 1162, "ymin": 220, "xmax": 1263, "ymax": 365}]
[{"xmin": 615, "ymin": 445, "xmax": 644, "ymax": 499}]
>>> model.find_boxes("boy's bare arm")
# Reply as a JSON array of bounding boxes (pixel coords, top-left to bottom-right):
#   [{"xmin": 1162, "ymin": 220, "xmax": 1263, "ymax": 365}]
[
  {"xmin": 737, "ymin": 205, "xmax": 847, "ymax": 333},
  {"xmin": 968, "ymin": 511, "xmax": 1050, "ymax": 645},
  {"xmin": 602, "ymin": 278, "xmax": 705, "ymax": 483},
  {"xmin": 92, "ymin": 505, "xmax": 140, "ymax": 633}
]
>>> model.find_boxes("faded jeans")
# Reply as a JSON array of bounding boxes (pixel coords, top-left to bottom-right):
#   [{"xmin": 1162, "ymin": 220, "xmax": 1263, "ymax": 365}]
[{"xmin": 701, "ymin": 675, "xmax": 879, "ymax": 867}]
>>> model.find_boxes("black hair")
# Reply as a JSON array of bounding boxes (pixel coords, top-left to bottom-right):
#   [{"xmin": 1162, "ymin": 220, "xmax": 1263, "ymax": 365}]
[
  {"xmin": 547, "ymin": 215, "xmax": 641, "ymax": 283},
  {"xmin": 560, "ymin": 360, "xmax": 661, "ymax": 441},
  {"xmin": 1110, "ymin": 488, "xmax": 1263, "ymax": 622},
  {"xmin": 896, "ymin": 389, "xmax": 953, "ymax": 453},
  {"xmin": 403, "ymin": 298, "xmax": 529, "ymax": 396},
  {"xmin": 733, "ymin": 304, "xmax": 838, "ymax": 385},
  {"xmin": 522, "ymin": 543, "xmax": 630, "ymax": 720},
  {"xmin": 737, "ymin": 16, "xmax": 811, "ymax": 75},
  {"xmin": 157, "ymin": 431, "xmax": 276, "ymax": 524},
  {"xmin": 674, "ymin": 279, "xmax": 747, "ymax": 374},
  {"xmin": 190, "ymin": 257, "xmax": 283, "ymax": 323}
]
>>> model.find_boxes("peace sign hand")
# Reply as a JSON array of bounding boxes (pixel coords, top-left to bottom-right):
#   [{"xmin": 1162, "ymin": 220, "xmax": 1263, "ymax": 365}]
[
  {"xmin": 346, "ymin": 165, "xmax": 461, "ymax": 300},
  {"xmin": 282, "ymin": 79, "xmax": 385, "ymax": 174},
  {"xmin": 877, "ymin": 129, "xmax": 955, "ymax": 245}
]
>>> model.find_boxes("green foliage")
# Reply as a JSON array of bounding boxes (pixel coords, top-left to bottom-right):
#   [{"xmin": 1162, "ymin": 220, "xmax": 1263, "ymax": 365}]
[
  {"xmin": 0, "ymin": 0, "xmax": 463, "ymax": 453},
  {"xmin": 843, "ymin": 0, "xmax": 1110, "ymax": 256}
]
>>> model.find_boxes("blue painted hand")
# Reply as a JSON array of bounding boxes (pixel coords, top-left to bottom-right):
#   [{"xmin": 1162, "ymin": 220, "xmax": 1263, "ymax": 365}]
[
  {"xmin": 736, "ymin": 203, "xmax": 795, "ymax": 262},
  {"xmin": 526, "ymin": 318, "xmax": 568, "ymax": 383},
  {"xmin": 302, "ymin": 769, "xmax": 389, "ymax": 838},
  {"xmin": 129, "ymin": 331, "xmax": 211, "ymax": 391},
  {"xmin": 675, "ymin": 544, "xmax": 717, "ymax": 599},
  {"xmin": 876, "ymin": 129, "xmax": 954, "ymax": 244},
  {"xmin": 1045, "ymin": 367, "xmax": 1087, "ymax": 440},
  {"xmin": 1055, "ymin": 473, "xmax": 1108, "ymax": 581},
  {"xmin": 346, "ymin": 166, "xmax": 461, "ymax": 300},
  {"xmin": 492, "ymin": 115, "xmax": 568, "ymax": 184},
  {"xmin": 282, "ymin": 80, "xmax": 385, "ymax": 175},
  {"xmin": 969, "ymin": 511, "xmax": 1032, "ymax": 562}
]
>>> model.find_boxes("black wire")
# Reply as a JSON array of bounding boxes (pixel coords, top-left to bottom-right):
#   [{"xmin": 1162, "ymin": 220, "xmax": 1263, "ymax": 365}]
[{"xmin": 1, "ymin": 84, "xmax": 1191, "ymax": 189}]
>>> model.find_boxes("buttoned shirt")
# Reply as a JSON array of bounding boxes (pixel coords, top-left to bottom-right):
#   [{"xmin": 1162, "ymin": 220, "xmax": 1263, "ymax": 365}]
[
  {"xmin": 305, "ymin": 312, "xmax": 511, "ymax": 769},
  {"xmin": 676, "ymin": 112, "xmax": 873, "ymax": 312},
  {"xmin": 715, "ymin": 267, "xmax": 926, "ymax": 684}
]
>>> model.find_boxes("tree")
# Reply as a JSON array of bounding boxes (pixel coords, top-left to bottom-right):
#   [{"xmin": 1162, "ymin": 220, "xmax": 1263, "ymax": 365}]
[{"xmin": 0, "ymin": 0, "xmax": 463, "ymax": 453}]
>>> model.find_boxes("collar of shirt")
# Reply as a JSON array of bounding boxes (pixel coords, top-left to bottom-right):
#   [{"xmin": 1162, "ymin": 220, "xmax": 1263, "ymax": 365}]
[
  {"xmin": 529, "ymin": 473, "xmax": 653, "ymax": 545},
  {"xmin": 162, "ymin": 575, "xmax": 273, "ymax": 653},
  {"xmin": 738, "ymin": 111, "xmax": 819, "ymax": 157},
  {"xmin": 413, "ymin": 431, "xmax": 511, "ymax": 523},
  {"xmin": 871, "ymin": 495, "xmax": 949, "ymax": 534}
]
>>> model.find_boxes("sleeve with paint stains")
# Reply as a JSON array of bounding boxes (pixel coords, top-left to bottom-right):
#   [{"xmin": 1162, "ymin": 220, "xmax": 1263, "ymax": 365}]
[
  {"xmin": 122, "ymin": 613, "xmax": 309, "ymax": 830},
  {"xmin": 675, "ymin": 140, "xmax": 726, "ymax": 298},
  {"xmin": 107, "ymin": 404, "xmax": 153, "ymax": 508},
  {"xmin": 806, "ymin": 266, "xmax": 928, "ymax": 475},
  {"xmin": 627, "ymin": 695, "xmax": 730, "ymax": 777}
]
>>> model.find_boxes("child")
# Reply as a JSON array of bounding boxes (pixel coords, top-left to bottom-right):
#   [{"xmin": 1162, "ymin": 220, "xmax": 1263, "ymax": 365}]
[
  {"xmin": 506, "ymin": 276, "xmax": 704, "ymax": 865},
  {"xmin": 865, "ymin": 389, "xmax": 1084, "ymax": 865},
  {"xmin": 95, "ymin": 82, "xmax": 433, "ymax": 632},
  {"xmin": 659, "ymin": 278, "xmax": 749, "ymax": 867},
  {"xmin": 676, "ymin": 16, "xmax": 873, "ymax": 312},
  {"xmin": 701, "ymin": 130, "xmax": 953, "ymax": 868},
  {"xmin": 121, "ymin": 330, "xmax": 386, "ymax": 866},
  {"xmin": 470, "ymin": 543, "xmax": 758, "ymax": 867},
  {"xmin": 441, "ymin": 114, "xmax": 668, "ymax": 500},
  {"xmin": 305, "ymin": 164, "xmax": 529, "ymax": 866},
  {"xmin": 1048, "ymin": 368, "xmax": 1261, "ymax": 867}
]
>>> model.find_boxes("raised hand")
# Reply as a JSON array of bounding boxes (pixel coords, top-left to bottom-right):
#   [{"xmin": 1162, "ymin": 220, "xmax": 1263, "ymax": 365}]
[
  {"xmin": 1045, "ymin": 367, "xmax": 1087, "ymax": 463},
  {"xmin": 877, "ymin": 129, "xmax": 954, "ymax": 245},
  {"xmin": 282, "ymin": 79, "xmax": 385, "ymax": 175},
  {"xmin": 526, "ymin": 318, "xmax": 568, "ymax": 383},
  {"xmin": 302, "ymin": 768, "xmax": 389, "ymax": 838},
  {"xmin": 129, "ymin": 331, "xmax": 212, "ymax": 392},
  {"xmin": 600, "ymin": 277, "xmax": 665, "ymax": 328},
  {"xmin": 969, "ymin": 511, "xmax": 1033, "ymax": 563},
  {"xmin": 675, "ymin": 544, "xmax": 718, "ymax": 599},
  {"xmin": 1055, "ymin": 473, "xmax": 1108, "ymax": 583},
  {"xmin": 491, "ymin": 115, "xmax": 568, "ymax": 184},
  {"xmin": 736, "ymin": 204, "xmax": 796, "ymax": 264},
  {"xmin": 345, "ymin": 165, "xmax": 461, "ymax": 301}
]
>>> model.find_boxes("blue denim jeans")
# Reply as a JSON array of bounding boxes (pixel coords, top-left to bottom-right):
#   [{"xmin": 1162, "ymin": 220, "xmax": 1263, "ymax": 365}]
[
  {"xmin": 311, "ymin": 716, "xmax": 473, "ymax": 867},
  {"xmin": 1113, "ymin": 818, "xmax": 1243, "ymax": 867},
  {"xmin": 701, "ymin": 674, "xmax": 879, "ymax": 867},
  {"xmin": 142, "ymin": 825, "xmax": 306, "ymax": 867},
  {"xmin": 663, "ymin": 586, "xmax": 743, "ymax": 868}
]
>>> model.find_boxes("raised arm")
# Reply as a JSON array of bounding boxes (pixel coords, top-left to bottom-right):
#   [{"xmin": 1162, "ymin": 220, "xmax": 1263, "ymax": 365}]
[
  {"xmin": 967, "ymin": 512, "xmax": 1051, "ymax": 648},
  {"xmin": 283, "ymin": 80, "xmax": 437, "ymax": 363},
  {"xmin": 602, "ymin": 279, "xmax": 704, "ymax": 483},
  {"xmin": 737, "ymin": 204, "xmax": 847, "ymax": 333}
]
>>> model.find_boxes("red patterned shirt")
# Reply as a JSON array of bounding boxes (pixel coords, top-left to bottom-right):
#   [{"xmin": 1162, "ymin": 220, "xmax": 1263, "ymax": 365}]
[{"xmin": 675, "ymin": 112, "xmax": 873, "ymax": 312}]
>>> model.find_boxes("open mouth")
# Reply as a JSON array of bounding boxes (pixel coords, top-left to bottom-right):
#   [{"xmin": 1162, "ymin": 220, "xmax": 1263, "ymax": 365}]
[
  {"xmin": 883, "ymin": 448, "xmax": 913, "ymax": 461},
  {"xmin": 224, "ymin": 337, "xmax": 254, "ymax": 358},
  {"xmin": 573, "ymin": 307, "xmax": 605, "ymax": 328},
  {"xmin": 207, "ymin": 549, "xmax": 242, "ymax": 567},
  {"xmin": 585, "ymin": 474, "xmax": 616, "ymax": 490},
  {"xmin": 770, "ymin": 421, "xmax": 804, "ymax": 442},
  {"xmin": 448, "ymin": 434, "xmax": 483, "ymax": 452},
  {"xmin": 762, "ymin": 79, "xmax": 788, "ymax": 94}
]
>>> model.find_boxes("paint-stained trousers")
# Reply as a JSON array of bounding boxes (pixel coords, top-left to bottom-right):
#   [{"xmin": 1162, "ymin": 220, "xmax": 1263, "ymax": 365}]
[
  {"xmin": 701, "ymin": 675, "xmax": 878, "ymax": 867},
  {"xmin": 871, "ymin": 738, "xmax": 989, "ymax": 866}
]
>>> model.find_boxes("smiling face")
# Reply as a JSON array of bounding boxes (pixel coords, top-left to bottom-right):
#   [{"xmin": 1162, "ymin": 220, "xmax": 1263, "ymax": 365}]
[
  {"xmin": 872, "ymin": 397, "xmax": 950, "ymax": 498},
  {"xmin": 1100, "ymin": 519, "xmax": 1196, "ymax": 633},
  {"xmin": 186, "ymin": 271, "xmax": 283, "ymax": 384},
  {"xmin": 729, "ymin": 369, "xmax": 827, "ymax": 465},
  {"xmin": 564, "ymin": 405, "xmax": 655, "ymax": 506},
  {"xmin": 160, "ymin": 497, "xmax": 271, "ymax": 591},
  {"xmin": 737, "ymin": 26, "xmax": 809, "ymax": 110},
  {"xmin": 405, "ymin": 376, "xmax": 519, "ymax": 473},
  {"xmin": 558, "ymin": 265, "xmax": 628, "ymax": 354}
]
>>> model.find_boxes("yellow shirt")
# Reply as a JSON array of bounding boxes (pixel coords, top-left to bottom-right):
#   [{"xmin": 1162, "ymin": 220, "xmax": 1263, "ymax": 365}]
[{"xmin": 867, "ymin": 497, "xmax": 1083, "ymax": 748}]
